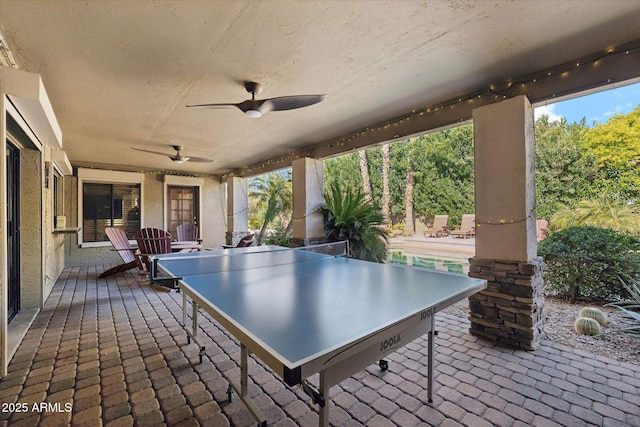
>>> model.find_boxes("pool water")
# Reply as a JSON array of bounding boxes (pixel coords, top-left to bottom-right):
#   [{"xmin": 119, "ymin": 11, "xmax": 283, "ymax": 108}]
[{"xmin": 388, "ymin": 250, "xmax": 469, "ymax": 274}]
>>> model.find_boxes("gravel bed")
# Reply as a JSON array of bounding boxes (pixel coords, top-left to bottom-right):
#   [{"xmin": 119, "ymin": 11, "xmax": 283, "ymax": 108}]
[{"xmin": 441, "ymin": 298, "xmax": 640, "ymax": 366}]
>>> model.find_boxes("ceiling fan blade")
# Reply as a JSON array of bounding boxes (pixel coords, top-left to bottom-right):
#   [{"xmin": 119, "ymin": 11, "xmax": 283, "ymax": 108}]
[
  {"xmin": 263, "ymin": 94, "xmax": 326, "ymax": 112},
  {"xmin": 187, "ymin": 83, "xmax": 325, "ymax": 118},
  {"xmin": 186, "ymin": 100, "xmax": 267, "ymax": 116},
  {"xmin": 133, "ymin": 147, "xmax": 215, "ymax": 163},
  {"xmin": 169, "ymin": 155, "xmax": 190, "ymax": 163},
  {"xmin": 131, "ymin": 147, "xmax": 172, "ymax": 157},
  {"xmin": 186, "ymin": 102, "xmax": 242, "ymax": 110},
  {"xmin": 185, "ymin": 156, "xmax": 216, "ymax": 163}
]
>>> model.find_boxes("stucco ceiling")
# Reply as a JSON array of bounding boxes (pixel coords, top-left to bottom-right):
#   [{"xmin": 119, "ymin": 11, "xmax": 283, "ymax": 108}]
[{"xmin": 1, "ymin": 1, "xmax": 639, "ymax": 177}]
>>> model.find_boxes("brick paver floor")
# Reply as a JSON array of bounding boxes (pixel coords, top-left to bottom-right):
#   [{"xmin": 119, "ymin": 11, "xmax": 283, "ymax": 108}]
[{"xmin": 0, "ymin": 265, "xmax": 639, "ymax": 426}]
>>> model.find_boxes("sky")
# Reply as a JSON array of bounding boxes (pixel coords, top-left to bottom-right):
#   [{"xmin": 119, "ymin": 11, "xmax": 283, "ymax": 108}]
[{"xmin": 534, "ymin": 81, "xmax": 640, "ymax": 126}]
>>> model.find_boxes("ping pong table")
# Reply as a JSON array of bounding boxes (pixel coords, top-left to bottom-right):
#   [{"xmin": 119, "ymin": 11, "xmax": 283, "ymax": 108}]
[{"xmin": 151, "ymin": 244, "xmax": 486, "ymax": 426}]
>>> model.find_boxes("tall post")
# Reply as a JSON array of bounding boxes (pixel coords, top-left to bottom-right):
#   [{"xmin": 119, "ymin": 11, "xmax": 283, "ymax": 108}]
[
  {"xmin": 470, "ymin": 96, "xmax": 545, "ymax": 350},
  {"xmin": 225, "ymin": 176, "xmax": 249, "ymax": 246},
  {"xmin": 290, "ymin": 157, "xmax": 324, "ymax": 247}
]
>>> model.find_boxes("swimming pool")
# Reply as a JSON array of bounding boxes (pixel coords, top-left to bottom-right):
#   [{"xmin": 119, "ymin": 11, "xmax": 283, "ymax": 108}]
[{"xmin": 388, "ymin": 250, "xmax": 469, "ymax": 274}]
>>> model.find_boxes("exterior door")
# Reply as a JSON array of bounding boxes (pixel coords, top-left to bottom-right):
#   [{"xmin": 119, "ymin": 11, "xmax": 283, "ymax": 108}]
[
  {"xmin": 6, "ymin": 142, "xmax": 20, "ymax": 323},
  {"xmin": 167, "ymin": 186, "xmax": 199, "ymax": 238}
]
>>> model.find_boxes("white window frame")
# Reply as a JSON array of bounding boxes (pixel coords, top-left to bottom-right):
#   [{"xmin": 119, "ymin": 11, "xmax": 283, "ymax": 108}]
[
  {"xmin": 52, "ymin": 165, "xmax": 63, "ymax": 230},
  {"xmin": 78, "ymin": 168, "xmax": 145, "ymax": 247}
]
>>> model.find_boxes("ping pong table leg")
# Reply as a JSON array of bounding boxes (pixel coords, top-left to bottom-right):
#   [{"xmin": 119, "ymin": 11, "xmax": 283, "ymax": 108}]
[
  {"xmin": 427, "ymin": 314, "xmax": 435, "ymax": 403},
  {"xmin": 225, "ymin": 344, "xmax": 267, "ymax": 426},
  {"xmin": 319, "ymin": 371, "xmax": 330, "ymax": 427},
  {"xmin": 241, "ymin": 344, "xmax": 248, "ymax": 396},
  {"xmin": 181, "ymin": 294, "xmax": 206, "ymax": 363},
  {"xmin": 182, "ymin": 291, "xmax": 188, "ymax": 342},
  {"xmin": 192, "ymin": 300, "xmax": 206, "ymax": 363}
]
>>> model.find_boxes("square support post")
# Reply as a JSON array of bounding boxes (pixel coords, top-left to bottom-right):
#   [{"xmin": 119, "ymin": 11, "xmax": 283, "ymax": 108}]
[
  {"xmin": 470, "ymin": 96, "xmax": 544, "ymax": 350},
  {"xmin": 225, "ymin": 176, "xmax": 250, "ymax": 246},
  {"xmin": 290, "ymin": 157, "xmax": 324, "ymax": 247}
]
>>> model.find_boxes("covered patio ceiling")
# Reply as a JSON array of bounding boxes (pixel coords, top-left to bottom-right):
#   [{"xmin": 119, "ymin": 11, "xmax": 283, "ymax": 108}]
[{"xmin": 1, "ymin": 1, "xmax": 639, "ymax": 177}]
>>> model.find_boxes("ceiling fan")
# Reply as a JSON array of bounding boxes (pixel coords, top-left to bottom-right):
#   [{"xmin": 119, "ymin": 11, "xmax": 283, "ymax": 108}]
[
  {"xmin": 131, "ymin": 145, "xmax": 215, "ymax": 164},
  {"xmin": 186, "ymin": 81, "xmax": 326, "ymax": 118}
]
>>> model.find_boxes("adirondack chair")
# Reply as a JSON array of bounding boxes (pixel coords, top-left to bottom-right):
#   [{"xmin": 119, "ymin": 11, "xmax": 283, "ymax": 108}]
[
  {"xmin": 176, "ymin": 223, "xmax": 201, "ymax": 243},
  {"xmin": 423, "ymin": 215, "xmax": 449, "ymax": 237},
  {"xmin": 134, "ymin": 228, "xmax": 173, "ymax": 288},
  {"xmin": 450, "ymin": 214, "xmax": 476, "ymax": 239},
  {"xmin": 99, "ymin": 227, "xmax": 138, "ymax": 278}
]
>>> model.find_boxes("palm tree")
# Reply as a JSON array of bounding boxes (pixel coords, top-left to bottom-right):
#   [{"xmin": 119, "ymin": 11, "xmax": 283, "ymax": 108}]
[
  {"xmin": 550, "ymin": 196, "xmax": 640, "ymax": 235},
  {"xmin": 381, "ymin": 143, "xmax": 391, "ymax": 225},
  {"xmin": 322, "ymin": 182, "xmax": 388, "ymax": 262},
  {"xmin": 358, "ymin": 149, "xmax": 373, "ymax": 203},
  {"xmin": 249, "ymin": 171, "xmax": 292, "ymax": 245}
]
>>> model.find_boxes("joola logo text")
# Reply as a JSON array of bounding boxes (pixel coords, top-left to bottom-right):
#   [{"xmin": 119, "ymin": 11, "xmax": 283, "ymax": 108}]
[{"xmin": 380, "ymin": 333, "xmax": 401, "ymax": 352}]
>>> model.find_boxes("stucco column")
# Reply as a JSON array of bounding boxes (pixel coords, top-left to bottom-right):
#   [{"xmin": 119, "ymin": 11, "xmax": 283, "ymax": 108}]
[
  {"xmin": 290, "ymin": 157, "xmax": 324, "ymax": 247},
  {"xmin": 469, "ymin": 95, "xmax": 545, "ymax": 350},
  {"xmin": 225, "ymin": 176, "xmax": 250, "ymax": 246}
]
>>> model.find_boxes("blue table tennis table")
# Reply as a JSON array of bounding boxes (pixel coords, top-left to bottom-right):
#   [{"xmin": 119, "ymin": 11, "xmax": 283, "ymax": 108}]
[{"xmin": 151, "ymin": 244, "xmax": 486, "ymax": 426}]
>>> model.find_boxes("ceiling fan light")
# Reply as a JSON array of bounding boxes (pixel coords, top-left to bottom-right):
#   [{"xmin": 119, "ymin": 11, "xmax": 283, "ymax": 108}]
[
  {"xmin": 172, "ymin": 158, "xmax": 187, "ymax": 164},
  {"xmin": 245, "ymin": 109, "xmax": 262, "ymax": 118}
]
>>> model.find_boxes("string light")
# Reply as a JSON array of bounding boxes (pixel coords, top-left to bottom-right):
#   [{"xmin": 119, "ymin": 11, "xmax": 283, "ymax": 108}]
[
  {"xmin": 290, "ymin": 207, "xmax": 324, "ymax": 223},
  {"xmin": 226, "ymin": 207, "xmax": 248, "ymax": 218},
  {"xmin": 224, "ymin": 42, "xmax": 639, "ymax": 179},
  {"xmin": 475, "ymin": 208, "xmax": 536, "ymax": 227}
]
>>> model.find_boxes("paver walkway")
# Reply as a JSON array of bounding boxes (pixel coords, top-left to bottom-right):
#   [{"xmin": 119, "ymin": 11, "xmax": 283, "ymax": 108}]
[{"xmin": 0, "ymin": 265, "xmax": 639, "ymax": 426}]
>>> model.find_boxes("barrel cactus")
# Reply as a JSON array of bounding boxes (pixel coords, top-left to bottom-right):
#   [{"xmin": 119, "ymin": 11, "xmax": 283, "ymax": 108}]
[
  {"xmin": 579, "ymin": 307, "xmax": 608, "ymax": 326},
  {"xmin": 574, "ymin": 317, "xmax": 602, "ymax": 336}
]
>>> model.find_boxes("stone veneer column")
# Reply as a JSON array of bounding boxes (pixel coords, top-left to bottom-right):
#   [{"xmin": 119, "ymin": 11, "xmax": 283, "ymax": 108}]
[
  {"xmin": 225, "ymin": 176, "xmax": 250, "ymax": 246},
  {"xmin": 470, "ymin": 96, "xmax": 544, "ymax": 350},
  {"xmin": 468, "ymin": 257, "xmax": 545, "ymax": 350},
  {"xmin": 290, "ymin": 157, "xmax": 325, "ymax": 247}
]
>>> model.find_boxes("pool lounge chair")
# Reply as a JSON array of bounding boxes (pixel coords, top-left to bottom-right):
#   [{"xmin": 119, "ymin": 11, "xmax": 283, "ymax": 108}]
[
  {"xmin": 423, "ymin": 215, "xmax": 449, "ymax": 237},
  {"xmin": 451, "ymin": 214, "xmax": 475, "ymax": 239},
  {"xmin": 536, "ymin": 219, "xmax": 549, "ymax": 241}
]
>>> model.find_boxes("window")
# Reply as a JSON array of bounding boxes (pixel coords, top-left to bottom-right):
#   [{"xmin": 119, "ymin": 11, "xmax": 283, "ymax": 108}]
[
  {"xmin": 53, "ymin": 169, "xmax": 64, "ymax": 228},
  {"xmin": 78, "ymin": 168, "xmax": 145, "ymax": 245},
  {"xmin": 82, "ymin": 183, "xmax": 141, "ymax": 242}
]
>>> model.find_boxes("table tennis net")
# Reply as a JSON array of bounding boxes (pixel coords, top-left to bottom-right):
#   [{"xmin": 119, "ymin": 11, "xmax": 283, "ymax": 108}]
[
  {"xmin": 298, "ymin": 240, "xmax": 349, "ymax": 257},
  {"xmin": 154, "ymin": 241, "xmax": 349, "ymax": 278}
]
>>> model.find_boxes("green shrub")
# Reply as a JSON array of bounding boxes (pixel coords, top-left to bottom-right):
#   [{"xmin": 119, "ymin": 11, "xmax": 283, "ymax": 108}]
[
  {"xmin": 538, "ymin": 226, "xmax": 640, "ymax": 302},
  {"xmin": 322, "ymin": 182, "xmax": 388, "ymax": 263}
]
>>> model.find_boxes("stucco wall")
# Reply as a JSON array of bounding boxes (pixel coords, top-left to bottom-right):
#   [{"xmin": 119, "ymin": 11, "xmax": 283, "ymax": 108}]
[
  {"xmin": 43, "ymin": 148, "xmax": 66, "ymax": 298},
  {"xmin": 20, "ymin": 148, "xmax": 42, "ymax": 310},
  {"xmin": 64, "ymin": 171, "xmax": 226, "ymax": 267}
]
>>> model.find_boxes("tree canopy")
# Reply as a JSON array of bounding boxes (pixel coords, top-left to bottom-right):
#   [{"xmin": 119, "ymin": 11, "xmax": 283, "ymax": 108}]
[{"xmin": 252, "ymin": 102, "xmax": 640, "ymax": 240}]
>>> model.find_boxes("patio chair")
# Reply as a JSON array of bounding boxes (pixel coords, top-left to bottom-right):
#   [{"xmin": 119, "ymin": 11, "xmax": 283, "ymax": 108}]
[
  {"xmin": 134, "ymin": 228, "xmax": 174, "ymax": 290},
  {"xmin": 99, "ymin": 227, "xmax": 138, "ymax": 278},
  {"xmin": 450, "ymin": 214, "xmax": 475, "ymax": 239},
  {"xmin": 176, "ymin": 223, "xmax": 201, "ymax": 243},
  {"xmin": 423, "ymin": 215, "xmax": 449, "ymax": 237},
  {"xmin": 222, "ymin": 233, "xmax": 255, "ymax": 249},
  {"xmin": 536, "ymin": 219, "xmax": 549, "ymax": 241}
]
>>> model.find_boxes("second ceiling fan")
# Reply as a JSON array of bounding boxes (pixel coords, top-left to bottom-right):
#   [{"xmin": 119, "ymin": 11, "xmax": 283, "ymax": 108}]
[
  {"xmin": 131, "ymin": 145, "xmax": 215, "ymax": 164},
  {"xmin": 186, "ymin": 81, "xmax": 326, "ymax": 118}
]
